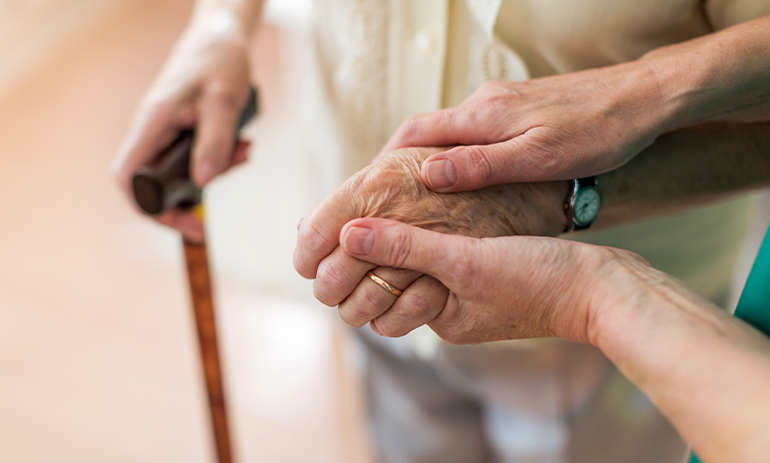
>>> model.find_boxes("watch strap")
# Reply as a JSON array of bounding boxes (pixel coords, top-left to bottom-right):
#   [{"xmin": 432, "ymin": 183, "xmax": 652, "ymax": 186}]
[{"xmin": 563, "ymin": 177, "xmax": 598, "ymax": 233}]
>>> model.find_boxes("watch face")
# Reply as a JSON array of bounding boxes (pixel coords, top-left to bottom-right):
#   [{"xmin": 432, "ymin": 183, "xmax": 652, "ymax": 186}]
[{"xmin": 574, "ymin": 186, "xmax": 601, "ymax": 226}]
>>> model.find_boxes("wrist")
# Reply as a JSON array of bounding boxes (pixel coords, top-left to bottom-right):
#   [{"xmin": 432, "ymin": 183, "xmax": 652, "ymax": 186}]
[
  {"xmin": 577, "ymin": 247, "xmax": 654, "ymax": 351},
  {"xmin": 188, "ymin": 1, "xmax": 264, "ymax": 48},
  {"xmin": 584, "ymin": 249, "xmax": 709, "ymax": 377},
  {"xmin": 604, "ymin": 59, "xmax": 681, "ymax": 142},
  {"xmin": 541, "ymin": 242, "xmax": 624, "ymax": 345},
  {"xmin": 185, "ymin": 15, "xmax": 251, "ymax": 49},
  {"xmin": 530, "ymin": 180, "xmax": 572, "ymax": 237},
  {"xmin": 639, "ymin": 48, "xmax": 708, "ymax": 132}
]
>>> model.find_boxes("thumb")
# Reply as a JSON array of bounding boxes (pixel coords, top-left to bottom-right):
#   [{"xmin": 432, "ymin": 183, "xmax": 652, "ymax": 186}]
[
  {"xmin": 339, "ymin": 218, "xmax": 475, "ymax": 284},
  {"xmin": 420, "ymin": 129, "xmax": 562, "ymax": 192}
]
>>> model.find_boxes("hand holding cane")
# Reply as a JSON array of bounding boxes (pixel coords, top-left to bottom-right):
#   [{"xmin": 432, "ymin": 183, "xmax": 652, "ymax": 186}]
[{"xmin": 130, "ymin": 88, "xmax": 258, "ymax": 463}]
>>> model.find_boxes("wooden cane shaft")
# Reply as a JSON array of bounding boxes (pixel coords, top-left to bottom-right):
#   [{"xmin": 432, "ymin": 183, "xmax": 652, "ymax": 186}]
[{"xmin": 183, "ymin": 238, "xmax": 233, "ymax": 463}]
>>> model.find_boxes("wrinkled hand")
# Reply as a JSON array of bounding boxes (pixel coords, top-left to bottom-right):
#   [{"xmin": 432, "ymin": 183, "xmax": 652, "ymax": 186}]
[
  {"xmin": 339, "ymin": 217, "xmax": 645, "ymax": 345},
  {"xmin": 112, "ymin": 28, "xmax": 253, "ymax": 241},
  {"xmin": 379, "ymin": 61, "xmax": 669, "ymax": 192},
  {"xmin": 294, "ymin": 147, "xmax": 569, "ymax": 336}
]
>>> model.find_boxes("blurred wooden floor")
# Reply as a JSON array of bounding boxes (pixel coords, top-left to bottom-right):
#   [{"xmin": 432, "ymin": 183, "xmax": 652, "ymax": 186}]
[{"xmin": 0, "ymin": 0, "xmax": 372, "ymax": 462}]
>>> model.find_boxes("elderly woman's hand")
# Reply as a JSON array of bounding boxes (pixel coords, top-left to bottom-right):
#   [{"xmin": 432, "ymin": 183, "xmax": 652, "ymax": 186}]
[
  {"xmin": 294, "ymin": 147, "xmax": 569, "ymax": 336},
  {"xmin": 112, "ymin": 20, "xmax": 254, "ymax": 242}
]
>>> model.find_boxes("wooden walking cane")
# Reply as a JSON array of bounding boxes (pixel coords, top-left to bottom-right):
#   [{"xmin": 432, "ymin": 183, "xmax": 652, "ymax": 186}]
[{"xmin": 130, "ymin": 88, "xmax": 258, "ymax": 463}]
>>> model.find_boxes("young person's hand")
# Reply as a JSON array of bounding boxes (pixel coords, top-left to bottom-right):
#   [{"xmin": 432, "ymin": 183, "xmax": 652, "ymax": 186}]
[
  {"xmin": 380, "ymin": 16, "xmax": 770, "ymax": 195},
  {"xmin": 379, "ymin": 63, "xmax": 667, "ymax": 193}
]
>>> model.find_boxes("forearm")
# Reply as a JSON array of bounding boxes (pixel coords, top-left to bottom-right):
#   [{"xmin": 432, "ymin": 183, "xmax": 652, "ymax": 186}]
[
  {"xmin": 588, "ymin": 15, "xmax": 770, "ymax": 228},
  {"xmin": 591, "ymin": 260, "xmax": 770, "ymax": 462},
  {"xmin": 644, "ymin": 15, "xmax": 770, "ymax": 130},
  {"xmin": 593, "ymin": 121, "xmax": 770, "ymax": 229}
]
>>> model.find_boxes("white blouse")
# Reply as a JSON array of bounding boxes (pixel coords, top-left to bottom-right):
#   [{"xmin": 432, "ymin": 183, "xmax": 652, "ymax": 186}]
[{"xmin": 303, "ymin": 0, "xmax": 769, "ymax": 353}]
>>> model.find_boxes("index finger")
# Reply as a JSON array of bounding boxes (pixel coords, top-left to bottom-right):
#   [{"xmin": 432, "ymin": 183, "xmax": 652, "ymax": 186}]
[
  {"xmin": 112, "ymin": 99, "xmax": 193, "ymax": 194},
  {"xmin": 339, "ymin": 217, "xmax": 476, "ymax": 285},
  {"xmin": 293, "ymin": 185, "xmax": 361, "ymax": 279}
]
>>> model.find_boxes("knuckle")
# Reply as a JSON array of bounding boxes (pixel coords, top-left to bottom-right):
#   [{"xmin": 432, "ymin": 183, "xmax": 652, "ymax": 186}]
[
  {"xmin": 432, "ymin": 319, "xmax": 469, "ymax": 345},
  {"xmin": 360, "ymin": 282, "xmax": 388, "ymax": 308},
  {"xmin": 377, "ymin": 286, "xmax": 437, "ymax": 338},
  {"xmin": 395, "ymin": 115, "xmax": 423, "ymax": 145},
  {"xmin": 476, "ymin": 80, "xmax": 507, "ymax": 99},
  {"xmin": 387, "ymin": 232, "xmax": 413, "ymax": 269},
  {"xmin": 479, "ymin": 80, "xmax": 498, "ymax": 93},
  {"xmin": 484, "ymin": 92, "xmax": 511, "ymax": 108},
  {"xmin": 375, "ymin": 319, "xmax": 404, "ymax": 338},
  {"xmin": 313, "ymin": 261, "xmax": 349, "ymax": 306},
  {"xmin": 297, "ymin": 221, "xmax": 332, "ymax": 257},
  {"xmin": 339, "ymin": 291, "xmax": 383, "ymax": 327},
  {"xmin": 338, "ymin": 306, "xmax": 373, "ymax": 328},
  {"xmin": 444, "ymin": 251, "xmax": 477, "ymax": 286},
  {"xmin": 462, "ymin": 146, "xmax": 494, "ymax": 186},
  {"xmin": 204, "ymin": 83, "xmax": 241, "ymax": 110},
  {"xmin": 401, "ymin": 290, "xmax": 434, "ymax": 320}
]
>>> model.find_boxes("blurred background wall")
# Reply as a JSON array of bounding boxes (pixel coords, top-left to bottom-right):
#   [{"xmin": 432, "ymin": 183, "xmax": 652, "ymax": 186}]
[{"xmin": 0, "ymin": 0, "xmax": 373, "ymax": 462}]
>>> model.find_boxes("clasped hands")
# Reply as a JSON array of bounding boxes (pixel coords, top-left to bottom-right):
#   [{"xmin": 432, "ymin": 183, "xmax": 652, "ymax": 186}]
[
  {"xmin": 294, "ymin": 146, "xmax": 592, "ymax": 341},
  {"xmin": 294, "ymin": 62, "xmax": 669, "ymax": 342}
]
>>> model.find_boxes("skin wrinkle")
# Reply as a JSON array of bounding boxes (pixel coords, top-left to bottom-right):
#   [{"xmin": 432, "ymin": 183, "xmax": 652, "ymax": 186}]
[
  {"xmin": 314, "ymin": 259, "xmax": 356, "ymax": 305},
  {"xmin": 595, "ymin": 255, "xmax": 736, "ymax": 386},
  {"xmin": 581, "ymin": 251, "xmax": 770, "ymax": 463},
  {"xmin": 377, "ymin": 277, "xmax": 444, "ymax": 337},
  {"xmin": 437, "ymin": 238, "xmax": 587, "ymax": 345},
  {"xmin": 348, "ymin": 149, "xmax": 567, "ymax": 239},
  {"xmin": 301, "ymin": 147, "xmax": 568, "ymax": 336},
  {"xmin": 301, "ymin": 219, "xmax": 334, "ymax": 258}
]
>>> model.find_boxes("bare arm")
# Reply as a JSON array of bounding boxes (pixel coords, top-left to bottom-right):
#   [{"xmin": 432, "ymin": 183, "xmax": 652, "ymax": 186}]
[
  {"xmin": 375, "ymin": 15, "xmax": 770, "ymax": 207},
  {"xmin": 336, "ymin": 218, "xmax": 770, "ymax": 463},
  {"xmin": 594, "ymin": 121, "xmax": 770, "ymax": 228},
  {"xmin": 646, "ymin": 15, "xmax": 770, "ymax": 128},
  {"xmin": 590, "ymin": 14, "xmax": 770, "ymax": 226},
  {"xmin": 294, "ymin": 124, "xmax": 770, "ymax": 335},
  {"xmin": 295, "ymin": 14, "xmax": 770, "ymax": 335},
  {"xmin": 594, "ymin": 254, "xmax": 770, "ymax": 463}
]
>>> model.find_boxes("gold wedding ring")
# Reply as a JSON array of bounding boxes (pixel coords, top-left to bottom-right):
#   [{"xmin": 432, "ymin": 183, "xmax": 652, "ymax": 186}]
[{"xmin": 366, "ymin": 271, "xmax": 404, "ymax": 297}]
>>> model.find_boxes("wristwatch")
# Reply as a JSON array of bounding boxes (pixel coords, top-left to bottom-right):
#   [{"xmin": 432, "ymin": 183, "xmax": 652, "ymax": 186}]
[{"xmin": 563, "ymin": 177, "xmax": 601, "ymax": 232}]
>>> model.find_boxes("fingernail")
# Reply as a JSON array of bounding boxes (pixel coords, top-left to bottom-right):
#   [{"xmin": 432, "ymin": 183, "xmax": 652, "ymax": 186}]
[
  {"xmin": 344, "ymin": 226, "xmax": 374, "ymax": 255},
  {"xmin": 297, "ymin": 217, "xmax": 305, "ymax": 231},
  {"xmin": 196, "ymin": 159, "xmax": 218, "ymax": 186},
  {"xmin": 426, "ymin": 159, "xmax": 457, "ymax": 189}
]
